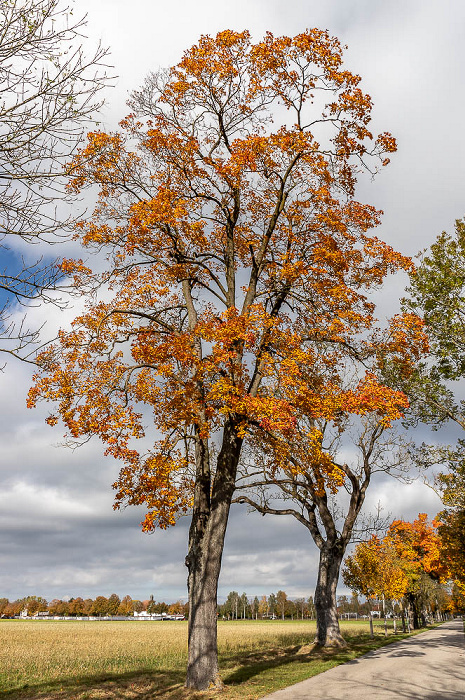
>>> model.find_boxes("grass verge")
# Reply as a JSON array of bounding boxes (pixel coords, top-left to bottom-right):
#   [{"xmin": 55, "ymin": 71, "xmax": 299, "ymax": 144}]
[{"xmin": 0, "ymin": 619, "xmax": 440, "ymax": 700}]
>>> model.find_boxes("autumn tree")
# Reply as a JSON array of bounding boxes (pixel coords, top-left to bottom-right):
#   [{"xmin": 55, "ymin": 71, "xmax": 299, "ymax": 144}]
[
  {"xmin": 168, "ymin": 600, "xmax": 185, "ymax": 615},
  {"xmin": 343, "ymin": 535, "xmax": 409, "ymax": 603},
  {"xmin": 107, "ymin": 593, "xmax": 121, "ymax": 616},
  {"xmin": 385, "ymin": 514, "xmax": 451, "ymax": 628},
  {"xmin": 258, "ymin": 595, "xmax": 269, "ymax": 619},
  {"xmin": 68, "ymin": 597, "xmax": 85, "ymax": 616},
  {"xmin": 48, "ymin": 598, "xmax": 69, "ymax": 616},
  {"xmin": 345, "ymin": 514, "xmax": 449, "ymax": 629},
  {"xmin": 91, "ymin": 596, "xmax": 109, "ymax": 617},
  {"xmin": 431, "ymin": 441, "xmax": 465, "ymax": 591},
  {"xmin": 118, "ymin": 595, "xmax": 134, "ymax": 616},
  {"xmin": 21, "ymin": 595, "xmax": 48, "ymax": 616},
  {"xmin": 235, "ymin": 407, "xmax": 423, "ymax": 646},
  {"xmin": 0, "ymin": 0, "xmax": 109, "ymax": 361},
  {"xmin": 437, "ymin": 510, "xmax": 465, "ymax": 589},
  {"xmin": 82, "ymin": 599, "xmax": 93, "ymax": 616},
  {"xmin": 343, "ymin": 534, "xmax": 409, "ymax": 634},
  {"xmin": 132, "ymin": 599, "xmax": 144, "ymax": 613},
  {"xmin": 4, "ymin": 599, "xmax": 24, "ymax": 616},
  {"xmin": 29, "ymin": 29, "xmax": 411, "ymax": 688}
]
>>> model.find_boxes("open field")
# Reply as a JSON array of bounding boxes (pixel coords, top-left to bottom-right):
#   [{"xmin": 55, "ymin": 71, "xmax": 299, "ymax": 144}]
[{"xmin": 0, "ymin": 619, "xmax": 432, "ymax": 700}]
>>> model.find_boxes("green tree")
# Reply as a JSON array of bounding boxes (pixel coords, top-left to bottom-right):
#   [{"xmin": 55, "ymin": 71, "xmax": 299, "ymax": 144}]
[
  {"xmin": 276, "ymin": 590, "xmax": 287, "ymax": 620},
  {"xmin": 250, "ymin": 596, "xmax": 260, "ymax": 620},
  {"xmin": 401, "ymin": 219, "xmax": 465, "ymax": 595},
  {"xmin": 405, "ymin": 219, "xmax": 465, "ymax": 384},
  {"xmin": 268, "ymin": 593, "xmax": 277, "ymax": 618},
  {"xmin": 295, "ymin": 597, "xmax": 306, "ymax": 619},
  {"xmin": 225, "ymin": 591, "xmax": 239, "ymax": 620},
  {"xmin": 153, "ymin": 600, "xmax": 169, "ymax": 614},
  {"xmin": 240, "ymin": 593, "xmax": 248, "ymax": 619}
]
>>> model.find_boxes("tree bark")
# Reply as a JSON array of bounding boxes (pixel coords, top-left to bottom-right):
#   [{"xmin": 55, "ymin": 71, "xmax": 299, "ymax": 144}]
[
  {"xmin": 185, "ymin": 420, "xmax": 242, "ymax": 690},
  {"xmin": 314, "ymin": 543, "xmax": 346, "ymax": 647},
  {"xmin": 406, "ymin": 593, "xmax": 420, "ymax": 630}
]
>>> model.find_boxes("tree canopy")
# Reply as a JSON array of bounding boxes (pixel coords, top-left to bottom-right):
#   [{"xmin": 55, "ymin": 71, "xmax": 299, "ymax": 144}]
[
  {"xmin": 29, "ymin": 29, "xmax": 418, "ymax": 688},
  {"xmin": 343, "ymin": 514, "xmax": 450, "ymax": 628}
]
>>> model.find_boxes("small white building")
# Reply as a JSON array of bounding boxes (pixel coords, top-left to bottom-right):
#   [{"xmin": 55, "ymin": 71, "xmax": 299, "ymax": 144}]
[
  {"xmin": 133, "ymin": 610, "xmax": 164, "ymax": 620},
  {"xmin": 133, "ymin": 611, "xmax": 185, "ymax": 621}
]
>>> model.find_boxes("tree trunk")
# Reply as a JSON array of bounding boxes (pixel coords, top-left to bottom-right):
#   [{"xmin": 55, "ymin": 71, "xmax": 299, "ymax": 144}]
[
  {"xmin": 185, "ymin": 501, "xmax": 228, "ymax": 689},
  {"xmin": 314, "ymin": 544, "xmax": 346, "ymax": 647},
  {"xmin": 185, "ymin": 420, "xmax": 242, "ymax": 690},
  {"xmin": 406, "ymin": 593, "xmax": 420, "ymax": 629}
]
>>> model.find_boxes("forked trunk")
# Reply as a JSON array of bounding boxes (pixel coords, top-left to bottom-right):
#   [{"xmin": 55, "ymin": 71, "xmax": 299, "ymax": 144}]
[
  {"xmin": 185, "ymin": 421, "xmax": 242, "ymax": 690},
  {"xmin": 314, "ymin": 544, "xmax": 346, "ymax": 647}
]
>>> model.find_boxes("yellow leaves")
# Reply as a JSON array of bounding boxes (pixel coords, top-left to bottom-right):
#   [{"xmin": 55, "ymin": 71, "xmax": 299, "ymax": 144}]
[{"xmin": 343, "ymin": 536, "xmax": 409, "ymax": 600}]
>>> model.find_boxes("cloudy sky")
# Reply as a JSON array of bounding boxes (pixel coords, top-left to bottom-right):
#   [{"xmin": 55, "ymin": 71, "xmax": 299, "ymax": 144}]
[{"xmin": 1, "ymin": 0, "xmax": 462, "ymax": 604}]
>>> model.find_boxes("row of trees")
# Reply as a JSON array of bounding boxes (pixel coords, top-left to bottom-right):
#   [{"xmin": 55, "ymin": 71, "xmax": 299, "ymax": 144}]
[
  {"xmin": 0, "ymin": 594, "xmax": 186, "ymax": 618},
  {"xmin": 0, "ymin": 590, "xmax": 390, "ymax": 621},
  {"xmin": 343, "ymin": 513, "xmax": 465, "ymax": 630},
  {"xmin": 218, "ymin": 591, "xmax": 316, "ymax": 620}
]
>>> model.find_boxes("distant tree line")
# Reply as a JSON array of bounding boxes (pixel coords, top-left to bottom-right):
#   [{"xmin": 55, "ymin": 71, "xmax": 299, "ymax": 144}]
[
  {"xmin": 217, "ymin": 591, "xmax": 316, "ymax": 620},
  {"xmin": 218, "ymin": 591, "xmax": 397, "ymax": 620},
  {"xmin": 0, "ymin": 594, "xmax": 187, "ymax": 618},
  {"xmin": 2, "ymin": 591, "xmax": 329, "ymax": 621}
]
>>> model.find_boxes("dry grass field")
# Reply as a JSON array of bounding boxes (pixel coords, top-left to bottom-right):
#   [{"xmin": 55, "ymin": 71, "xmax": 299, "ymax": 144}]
[{"xmin": 0, "ymin": 618, "xmax": 421, "ymax": 700}]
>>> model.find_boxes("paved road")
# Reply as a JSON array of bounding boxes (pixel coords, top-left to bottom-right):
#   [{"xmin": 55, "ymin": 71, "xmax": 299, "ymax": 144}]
[{"xmin": 262, "ymin": 620, "xmax": 465, "ymax": 700}]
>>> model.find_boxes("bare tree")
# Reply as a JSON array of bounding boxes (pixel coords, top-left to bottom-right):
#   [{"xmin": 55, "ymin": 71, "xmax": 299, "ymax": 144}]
[
  {"xmin": 0, "ymin": 0, "xmax": 110, "ymax": 361},
  {"xmin": 235, "ymin": 417, "xmax": 413, "ymax": 647}
]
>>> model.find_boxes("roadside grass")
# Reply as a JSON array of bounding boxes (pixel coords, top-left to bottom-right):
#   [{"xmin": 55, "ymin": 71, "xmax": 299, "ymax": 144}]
[{"xmin": 0, "ymin": 619, "xmax": 438, "ymax": 700}]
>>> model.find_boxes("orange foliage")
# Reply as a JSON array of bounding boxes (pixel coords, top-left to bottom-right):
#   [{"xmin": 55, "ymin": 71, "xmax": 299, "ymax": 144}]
[
  {"xmin": 344, "ymin": 514, "xmax": 449, "ymax": 603},
  {"xmin": 387, "ymin": 513, "xmax": 449, "ymax": 582},
  {"xmin": 29, "ymin": 29, "xmax": 425, "ymax": 531},
  {"xmin": 343, "ymin": 536, "xmax": 409, "ymax": 601}
]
